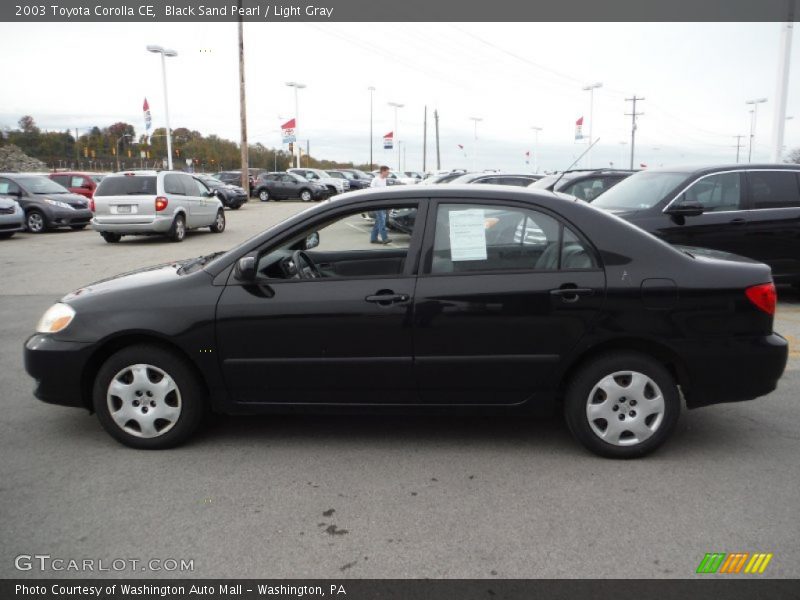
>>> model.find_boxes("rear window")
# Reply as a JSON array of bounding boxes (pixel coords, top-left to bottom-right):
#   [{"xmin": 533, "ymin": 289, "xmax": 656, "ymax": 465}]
[{"xmin": 95, "ymin": 176, "xmax": 157, "ymax": 196}]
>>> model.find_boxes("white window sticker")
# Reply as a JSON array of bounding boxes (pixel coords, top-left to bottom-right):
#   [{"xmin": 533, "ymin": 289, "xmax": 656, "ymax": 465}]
[{"xmin": 449, "ymin": 209, "xmax": 487, "ymax": 261}]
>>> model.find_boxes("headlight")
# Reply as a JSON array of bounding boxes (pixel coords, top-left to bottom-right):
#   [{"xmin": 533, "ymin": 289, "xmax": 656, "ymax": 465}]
[
  {"xmin": 36, "ymin": 303, "xmax": 76, "ymax": 334},
  {"xmin": 44, "ymin": 198, "xmax": 73, "ymax": 210}
]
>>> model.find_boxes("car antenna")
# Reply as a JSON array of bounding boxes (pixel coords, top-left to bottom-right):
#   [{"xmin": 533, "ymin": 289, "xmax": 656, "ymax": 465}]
[{"xmin": 550, "ymin": 138, "xmax": 601, "ymax": 197}]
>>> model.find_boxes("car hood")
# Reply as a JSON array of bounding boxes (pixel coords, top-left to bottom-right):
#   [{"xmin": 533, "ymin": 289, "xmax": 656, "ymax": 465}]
[
  {"xmin": 61, "ymin": 259, "xmax": 202, "ymax": 304},
  {"xmin": 600, "ymin": 207, "xmax": 641, "ymax": 218}
]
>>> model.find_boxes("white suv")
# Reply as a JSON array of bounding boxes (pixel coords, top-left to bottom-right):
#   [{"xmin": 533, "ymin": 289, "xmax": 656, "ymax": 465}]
[
  {"xmin": 92, "ymin": 171, "xmax": 226, "ymax": 243},
  {"xmin": 288, "ymin": 168, "xmax": 350, "ymax": 195}
]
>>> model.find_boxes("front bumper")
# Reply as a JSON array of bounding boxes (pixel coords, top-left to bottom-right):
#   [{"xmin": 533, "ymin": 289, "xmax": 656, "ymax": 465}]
[
  {"xmin": 24, "ymin": 334, "xmax": 95, "ymax": 409},
  {"xmin": 679, "ymin": 333, "xmax": 788, "ymax": 408},
  {"xmin": 48, "ymin": 207, "xmax": 93, "ymax": 228},
  {"xmin": 0, "ymin": 209, "xmax": 25, "ymax": 232},
  {"xmin": 91, "ymin": 215, "xmax": 174, "ymax": 234}
]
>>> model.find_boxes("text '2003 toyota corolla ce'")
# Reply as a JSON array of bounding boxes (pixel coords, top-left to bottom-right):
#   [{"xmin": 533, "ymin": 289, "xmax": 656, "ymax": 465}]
[{"xmin": 24, "ymin": 186, "xmax": 788, "ymax": 458}]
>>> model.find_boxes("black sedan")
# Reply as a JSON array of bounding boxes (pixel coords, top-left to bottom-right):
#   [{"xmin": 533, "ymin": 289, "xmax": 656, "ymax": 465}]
[
  {"xmin": 0, "ymin": 173, "xmax": 93, "ymax": 232},
  {"xmin": 24, "ymin": 186, "xmax": 787, "ymax": 457},
  {"xmin": 194, "ymin": 175, "xmax": 247, "ymax": 209}
]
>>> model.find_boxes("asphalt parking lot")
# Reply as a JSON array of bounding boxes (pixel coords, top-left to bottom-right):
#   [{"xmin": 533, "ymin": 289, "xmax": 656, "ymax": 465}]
[{"xmin": 1, "ymin": 199, "xmax": 799, "ymax": 579}]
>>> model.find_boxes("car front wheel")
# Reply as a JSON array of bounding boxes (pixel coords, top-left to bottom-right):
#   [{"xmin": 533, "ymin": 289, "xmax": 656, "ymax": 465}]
[
  {"xmin": 564, "ymin": 352, "xmax": 680, "ymax": 459},
  {"xmin": 93, "ymin": 345, "xmax": 206, "ymax": 449},
  {"xmin": 26, "ymin": 210, "xmax": 46, "ymax": 233}
]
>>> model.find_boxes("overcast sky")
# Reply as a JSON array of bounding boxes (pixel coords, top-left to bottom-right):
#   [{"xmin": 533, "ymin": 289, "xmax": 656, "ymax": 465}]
[{"xmin": 0, "ymin": 21, "xmax": 797, "ymax": 172}]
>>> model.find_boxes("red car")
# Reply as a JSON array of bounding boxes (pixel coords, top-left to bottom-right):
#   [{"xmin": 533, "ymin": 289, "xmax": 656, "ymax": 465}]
[{"xmin": 48, "ymin": 172, "xmax": 106, "ymax": 200}]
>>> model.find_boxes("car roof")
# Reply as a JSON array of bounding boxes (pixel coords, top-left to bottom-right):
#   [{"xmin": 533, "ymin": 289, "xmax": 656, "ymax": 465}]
[
  {"xmin": 105, "ymin": 170, "xmax": 160, "ymax": 177},
  {"xmin": 644, "ymin": 163, "xmax": 800, "ymax": 175}
]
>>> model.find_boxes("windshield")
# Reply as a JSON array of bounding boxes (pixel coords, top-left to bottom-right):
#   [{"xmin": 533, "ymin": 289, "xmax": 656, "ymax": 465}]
[
  {"xmin": 202, "ymin": 177, "xmax": 224, "ymax": 186},
  {"xmin": 17, "ymin": 176, "xmax": 70, "ymax": 194},
  {"xmin": 90, "ymin": 175, "xmax": 105, "ymax": 183},
  {"xmin": 326, "ymin": 171, "xmax": 345, "ymax": 179},
  {"xmin": 592, "ymin": 171, "xmax": 689, "ymax": 211}
]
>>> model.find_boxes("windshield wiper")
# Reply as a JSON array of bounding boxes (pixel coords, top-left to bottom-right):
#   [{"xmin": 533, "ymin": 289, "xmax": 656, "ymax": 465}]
[{"xmin": 177, "ymin": 251, "xmax": 226, "ymax": 274}]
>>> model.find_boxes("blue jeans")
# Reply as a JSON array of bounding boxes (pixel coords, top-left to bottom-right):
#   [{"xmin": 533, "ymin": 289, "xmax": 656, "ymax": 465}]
[{"xmin": 371, "ymin": 210, "xmax": 388, "ymax": 242}]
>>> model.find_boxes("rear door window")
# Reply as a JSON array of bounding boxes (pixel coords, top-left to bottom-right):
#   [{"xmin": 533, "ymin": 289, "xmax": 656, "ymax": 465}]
[
  {"xmin": 95, "ymin": 176, "xmax": 157, "ymax": 196},
  {"xmin": 748, "ymin": 171, "xmax": 800, "ymax": 209}
]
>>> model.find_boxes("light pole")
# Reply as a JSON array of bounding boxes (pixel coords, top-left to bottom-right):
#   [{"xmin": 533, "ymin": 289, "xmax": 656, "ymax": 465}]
[
  {"xmin": 531, "ymin": 126, "xmax": 543, "ymax": 173},
  {"xmin": 146, "ymin": 44, "xmax": 177, "ymax": 170},
  {"xmin": 116, "ymin": 134, "xmax": 133, "ymax": 171},
  {"xmin": 388, "ymin": 101, "xmax": 404, "ymax": 171},
  {"xmin": 469, "ymin": 116, "xmax": 482, "ymax": 172},
  {"xmin": 368, "ymin": 86, "xmax": 375, "ymax": 169},
  {"xmin": 286, "ymin": 81, "xmax": 306, "ymax": 168},
  {"xmin": 746, "ymin": 97, "xmax": 768, "ymax": 163},
  {"xmin": 582, "ymin": 82, "xmax": 602, "ymax": 168}
]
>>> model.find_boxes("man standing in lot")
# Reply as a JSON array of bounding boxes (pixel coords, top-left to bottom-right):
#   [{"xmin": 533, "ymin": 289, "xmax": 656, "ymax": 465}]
[{"xmin": 369, "ymin": 165, "xmax": 391, "ymax": 244}]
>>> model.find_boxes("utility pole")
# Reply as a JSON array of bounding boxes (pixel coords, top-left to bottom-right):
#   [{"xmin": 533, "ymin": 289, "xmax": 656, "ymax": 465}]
[
  {"xmin": 625, "ymin": 96, "xmax": 645, "ymax": 170},
  {"xmin": 434, "ymin": 110, "xmax": 441, "ymax": 170},
  {"xmin": 423, "ymin": 105, "xmax": 427, "ymax": 173},
  {"xmin": 733, "ymin": 135, "xmax": 745, "ymax": 163},
  {"xmin": 237, "ymin": 2, "xmax": 249, "ymax": 195}
]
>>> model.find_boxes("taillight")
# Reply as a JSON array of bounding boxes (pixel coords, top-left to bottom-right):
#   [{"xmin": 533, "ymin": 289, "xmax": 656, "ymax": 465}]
[
  {"xmin": 745, "ymin": 283, "xmax": 776, "ymax": 315},
  {"xmin": 89, "ymin": 199, "xmax": 95, "ymax": 212},
  {"xmin": 155, "ymin": 196, "xmax": 169, "ymax": 212}
]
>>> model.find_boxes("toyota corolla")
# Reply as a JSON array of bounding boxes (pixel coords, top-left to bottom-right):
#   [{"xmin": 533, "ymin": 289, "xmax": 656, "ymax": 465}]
[{"xmin": 24, "ymin": 186, "xmax": 788, "ymax": 457}]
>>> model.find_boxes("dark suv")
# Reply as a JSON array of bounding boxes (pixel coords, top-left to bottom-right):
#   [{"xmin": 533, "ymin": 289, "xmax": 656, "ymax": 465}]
[
  {"xmin": 531, "ymin": 169, "xmax": 635, "ymax": 201},
  {"xmin": 253, "ymin": 172, "xmax": 329, "ymax": 202},
  {"xmin": 592, "ymin": 164, "xmax": 800, "ymax": 283}
]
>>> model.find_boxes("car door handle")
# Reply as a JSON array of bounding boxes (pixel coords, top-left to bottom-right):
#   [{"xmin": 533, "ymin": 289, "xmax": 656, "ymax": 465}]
[
  {"xmin": 729, "ymin": 218, "xmax": 746, "ymax": 225},
  {"xmin": 550, "ymin": 287, "xmax": 593, "ymax": 303},
  {"xmin": 365, "ymin": 292, "xmax": 410, "ymax": 305}
]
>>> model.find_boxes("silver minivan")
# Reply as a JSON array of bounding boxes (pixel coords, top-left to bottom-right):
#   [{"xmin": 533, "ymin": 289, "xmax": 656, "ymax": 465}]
[{"xmin": 92, "ymin": 171, "xmax": 226, "ymax": 243}]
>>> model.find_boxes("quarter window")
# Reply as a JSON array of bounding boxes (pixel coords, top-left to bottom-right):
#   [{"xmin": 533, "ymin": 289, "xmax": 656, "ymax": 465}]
[
  {"xmin": 683, "ymin": 172, "xmax": 742, "ymax": 212},
  {"xmin": 748, "ymin": 171, "xmax": 800, "ymax": 209},
  {"xmin": 430, "ymin": 203, "xmax": 595, "ymax": 274},
  {"xmin": 164, "ymin": 174, "xmax": 185, "ymax": 195}
]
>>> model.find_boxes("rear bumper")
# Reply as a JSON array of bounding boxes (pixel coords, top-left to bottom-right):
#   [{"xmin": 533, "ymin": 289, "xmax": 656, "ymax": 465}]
[
  {"xmin": 91, "ymin": 215, "xmax": 173, "ymax": 234},
  {"xmin": 24, "ymin": 334, "xmax": 94, "ymax": 409},
  {"xmin": 678, "ymin": 333, "xmax": 788, "ymax": 408}
]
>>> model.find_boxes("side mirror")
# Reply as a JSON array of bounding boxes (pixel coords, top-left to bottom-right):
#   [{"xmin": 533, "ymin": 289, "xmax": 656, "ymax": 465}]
[
  {"xmin": 305, "ymin": 231, "xmax": 320, "ymax": 250},
  {"xmin": 206, "ymin": 190, "xmax": 218, "ymax": 197},
  {"xmin": 665, "ymin": 199, "xmax": 704, "ymax": 217},
  {"xmin": 234, "ymin": 256, "xmax": 256, "ymax": 281}
]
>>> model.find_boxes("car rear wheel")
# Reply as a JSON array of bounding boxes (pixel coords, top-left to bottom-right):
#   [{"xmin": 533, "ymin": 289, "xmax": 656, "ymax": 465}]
[
  {"xmin": 26, "ymin": 210, "xmax": 46, "ymax": 233},
  {"xmin": 101, "ymin": 232, "xmax": 122, "ymax": 243},
  {"xmin": 93, "ymin": 345, "xmax": 206, "ymax": 449},
  {"xmin": 300, "ymin": 189, "xmax": 312, "ymax": 202},
  {"xmin": 564, "ymin": 352, "xmax": 680, "ymax": 459},
  {"xmin": 168, "ymin": 214, "xmax": 186, "ymax": 242},
  {"xmin": 209, "ymin": 209, "xmax": 226, "ymax": 233},
  {"xmin": 258, "ymin": 189, "xmax": 270, "ymax": 202}
]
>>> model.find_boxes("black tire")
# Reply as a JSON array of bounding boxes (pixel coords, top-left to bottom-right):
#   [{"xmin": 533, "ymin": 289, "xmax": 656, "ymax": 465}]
[
  {"xmin": 168, "ymin": 214, "xmax": 186, "ymax": 242},
  {"xmin": 101, "ymin": 232, "xmax": 122, "ymax": 243},
  {"xmin": 258, "ymin": 188, "xmax": 270, "ymax": 202},
  {"xmin": 209, "ymin": 209, "xmax": 226, "ymax": 233},
  {"xmin": 326, "ymin": 186, "xmax": 337, "ymax": 197},
  {"xmin": 230, "ymin": 202, "xmax": 242, "ymax": 210},
  {"xmin": 563, "ymin": 352, "xmax": 681, "ymax": 459},
  {"xmin": 93, "ymin": 344, "xmax": 206, "ymax": 449},
  {"xmin": 26, "ymin": 210, "xmax": 46, "ymax": 233},
  {"xmin": 299, "ymin": 189, "xmax": 313, "ymax": 202},
  {"xmin": 70, "ymin": 224, "xmax": 87, "ymax": 230},
  {"xmin": 0, "ymin": 232, "xmax": 15, "ymax": 239}
]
